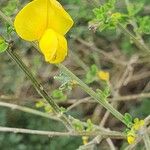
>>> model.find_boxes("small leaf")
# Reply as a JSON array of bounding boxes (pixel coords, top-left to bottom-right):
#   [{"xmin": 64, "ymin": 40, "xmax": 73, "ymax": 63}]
[
  {"xmin": 44, "ymin": 105, "xmax": 53, "ymax": 113},
  {"xmin": 123, "ymin": 113, "xmax": 133, "ymax": 128},
  {"xmin": 0, "ymin": 36, "xmax": 8, "ymax": 53},
  {"xmin": 127, "ymin": 1, "xmax": 144, "ymax": 16},
  {"xmin": 85, "ymin": 64, "xmax": 98, "ymax": 84},
  {"xmin": 124, "ymin": 113, "xmax": 133, "ymax": 122},
  {"xmin": 137, "ymin": 16, "xmax": 150, "ymax": 34},
  {"xmin": 86, "ymin": 119, "xmax": 94, "ymax": 132},
  {"xmin": 96, "ymin": 84, "xmax": 110, "ymax": 101},
  {"xmin": 60, "ymin": 107, "xmax": 67, "ymax": 113},
  {"xmin": 73, "ymin": 119, "xmax": 84, "ymax": 132},
  {"xmin": 52, "ymin": 89, "xmax": 67, "ymax": 101}
]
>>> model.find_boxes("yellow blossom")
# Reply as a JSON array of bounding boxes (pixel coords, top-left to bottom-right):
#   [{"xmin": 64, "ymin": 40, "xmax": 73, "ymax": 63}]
[
  {"xmin": 14, "ymin": 0, "xmax": 73, "ymax": 64},
  {"xmin": 127, "ymin": 134, "xmax": 136, "ymax": 144},
  {"xmin": 82, "ymin": 136, "xmax": 89, "ymax": 145},
  {"xmin": 98, "ymin": 71, "xmax": 110, "ymax": 81},
  {"xmin": 35, "ymin": 101, "xmax": 44, "ymax": 108},
  {"xmin": 127, "ymin": 119, "xmax": 145, "ymax": 144},
  {"xmin": 132, "ymin": 118, "xmax": 145, "ymax": 130}
]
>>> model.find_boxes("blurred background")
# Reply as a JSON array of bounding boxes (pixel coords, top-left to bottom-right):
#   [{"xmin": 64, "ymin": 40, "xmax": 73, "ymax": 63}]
[{"xmin": 0, "ymin": 0, "xmax": 150, "ymax": 149}]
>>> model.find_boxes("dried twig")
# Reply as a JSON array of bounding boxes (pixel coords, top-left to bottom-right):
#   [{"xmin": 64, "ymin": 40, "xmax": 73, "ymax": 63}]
[{"xmin": 0, "ymin": 126, "xmax": 125, "ymax": 139}]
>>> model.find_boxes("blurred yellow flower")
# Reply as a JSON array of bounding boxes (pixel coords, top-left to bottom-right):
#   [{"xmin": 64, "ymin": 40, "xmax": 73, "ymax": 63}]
[
  {"xmin": 14, "ymin": 0, "xmax": 73, "ymax": 63},
  {"xmin": 98, "ymin": 71, "xmax": 109, "ymax": 81},
  {"xmin": 127, "ymin": 135, "xmax": 136, "ymax": 144},
  {"xmin": 127, "ymin": 118, "xmax": 145, "ymax": 144},
  {"xmin": 132, "ymin": 118, "xmax": 144, "ymax": 130},
  {"xmin": 82, "ymin": 136, "xmax": 89, "ymax": 145}
]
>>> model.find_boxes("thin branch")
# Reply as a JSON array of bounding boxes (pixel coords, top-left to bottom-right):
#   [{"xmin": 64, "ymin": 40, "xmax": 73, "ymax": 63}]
[
  {"xmin": 0, "ymin": 101, "xmax": 119, "ymax": 135},
  {"xmin": 0, "ymin": 126, "xmax": 125, "ymax": 139},
  {"xmin": 106, "ymin": 138, "xmax": 116, "ymax": 150},
  {"xmin": 143, "ymin": 130, "xmax": 150, "ymax": 150},
  {"xmin": 78, "ymin": 136, "xmax": 102, "ymax": 150},
  {"xmin": 118, "ymin": 23, "xmax": 150, "ymax": 53},
  {"xmin": 0, "ymin": 101, "xmax": 61, "ymax": 122},
  {"xmin": 66, "ymin": 92, "xmax": 150, "ymax": 111},
  {"xmin": 70, "ymin": 50, "xmax": 89, "ymax": 72},
  {"xmin": 0, "ymin": 10, "xmax": 12, "ymax": 25},
  {"xmin": 75, "ymin": 37, "xmax": 127, "ymax": 66}
]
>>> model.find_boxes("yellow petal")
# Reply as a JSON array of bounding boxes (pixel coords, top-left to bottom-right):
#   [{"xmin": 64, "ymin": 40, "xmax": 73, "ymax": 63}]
[
  {"xmin": 127, "ymin": 135, "xmax": 135, "ymax": 144},
  {"xmin": 98, "ymin": 71, "xmax": 110, "ymax": 81},
  {"xmin": 48, "ymin": 0, "xmax": 74, "ymax": 35},
  {"xmin": 49, "ymin": 33, "xmax": 68, "ymax": 64},
  {"xmin": 39, "ymin": 29, "xmax": 58, "ymax": 62},
  {"xmin": 14, "ymin": 0, "xmax": 47, "ymax": 41}
]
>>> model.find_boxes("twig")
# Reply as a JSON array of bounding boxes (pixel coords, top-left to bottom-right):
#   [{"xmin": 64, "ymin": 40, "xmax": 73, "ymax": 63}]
[
  {"xmin": 0, "ymin": 9, "xmax": 12, "ymax": 25},
  {"xmin": 66, "ymin": 92, "xmax": 150, "ymax": 110},
  {"xmin": 143, "ymin": 130, "xmax": 150, "ymax": 150},
  {"xmin": 106, "ymin": 138, "xmax": 116, "ymax": 150},
  {"xmin": 70, "ymin": 50, "xmax": 89, "ymax": 71},
  {"xmin": 118, "ymin": 23, "xmax": 150, "ymax": 53},
  {"xmin": 129, "ymin": 71, "xmax": 150, "ymax": 83},
  {"xmin": 0, "ymin": 126, "xmax": 125, "ymax": 139},
  {"xmin": 78, "ymin": 136, "xmax": 102, "ymax": 150},
  {"xmin": 75, "ymin": 37, "xmax": 127, "ymax": 66},
  {"xmin": 1, "ymin": 92, "xmax": 150, "ymax": 106},
  {"xmin": 0, "ymin": 101, "xmax": 61, "ymax": 122}
]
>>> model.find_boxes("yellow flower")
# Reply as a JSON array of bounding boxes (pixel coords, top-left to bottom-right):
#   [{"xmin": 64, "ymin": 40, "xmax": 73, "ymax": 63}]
[
  {"xmin": 35, "ymin": 101, "xmax": 44, "ymax": 108},
  {"xmin": 127, "ymin": 135, "xmax": 136, "ymax": 144},
  {"xmin": 14, "ymin": 0, "xmax": 73, "ymax": 64},
  {"xmin": 82, "ymin": 136, "xmax": 89, "ymax": 145},
  {"xmin": 132, "ymin": 118, "xmax": 145, "ymax": 131},
  {"xmin": 98, "ymin": 71, "xmax": 110, "ymax": 81},
  {"xmin": 127, "ymin": 118, "xmax": 145, "ymax": 144}
]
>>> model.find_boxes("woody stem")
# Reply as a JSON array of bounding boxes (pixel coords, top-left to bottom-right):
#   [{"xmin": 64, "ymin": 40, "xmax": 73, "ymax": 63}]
[
  {"xmin": 6, "ymin": 48, "xmax": 73, "ymax": 131},
  {"xmin": 56, "ymin": 64, "xmax": 127, "ymax": 126}
]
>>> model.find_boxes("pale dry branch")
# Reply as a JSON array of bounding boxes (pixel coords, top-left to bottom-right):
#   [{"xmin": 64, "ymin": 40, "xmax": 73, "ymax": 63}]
[{"xmin": 0, "ymin": 126, "xmax": 125, "ymax": 139}]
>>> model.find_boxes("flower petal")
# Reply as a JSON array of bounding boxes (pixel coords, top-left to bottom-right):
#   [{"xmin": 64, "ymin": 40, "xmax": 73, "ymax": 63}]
[
  {"xmin": 48, "ymin": 0, "xmax": 74, "ymax": 35},
  {"xmin": 49, "ymin": 33, "xmax": 67, "ymax": 64},
  {"xmin": 39, "ymin": 29, "xmax": 58, "ymax": 62},
  {"xmin": 14, "ymin": 0, "xmax": 47, "ymax": 41}
]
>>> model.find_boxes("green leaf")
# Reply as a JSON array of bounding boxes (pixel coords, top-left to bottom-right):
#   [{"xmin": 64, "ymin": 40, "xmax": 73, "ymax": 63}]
[
  {"xmin": 86, "ymin": 119, "xmax": 94, "ymax": 132},
  {"xmin": 123, "ymin": 113, "xmax": 133, "ymax": 128},
  {"xmin": 85, "ymin": 64, "xmax": 98, "ymax": 84},
  {"xmin": 127, "ymin": 1, "xmax": 144, "ymax": 16},
  {"xmin": 73, "ymin": 119, "xmax": 84, "ymax": 132},
  {"xmin": 92, "ymin": 0, "xmax": 119, "ymax": 31},
  {"xmin": 137, "ymin": 16, "xmax": 150, "ymax": 34},
  {"xmin": 2, "ymin": 0, "xmax": 18, "ymax": 16},
  {"xmin": 60, "ymin": 107, "xmax": 67, "ymax": 113},
  {"xmin": 52, "ymin": 89, "xmax": 67, "ymax": 102},
  {"xmin": 0, "ymin": 36, "xmax": 8, "ymax": 53},
  {"xmin": 96, "ymin": 84, "xmax": 110, "ymax": 101}
]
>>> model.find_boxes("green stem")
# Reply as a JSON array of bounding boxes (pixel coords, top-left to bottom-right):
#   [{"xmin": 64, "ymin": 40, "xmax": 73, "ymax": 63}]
[
  {"xmin": 6, "ymin": 48, "xmax": 73, "ymax": 131},
  {"xmin": 57, "ymin": 64, "xmax": 126, "ymax": 125},
  {"xmin": 118, "ymin": 23, "xmax": 150, "ymax": 53}
]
